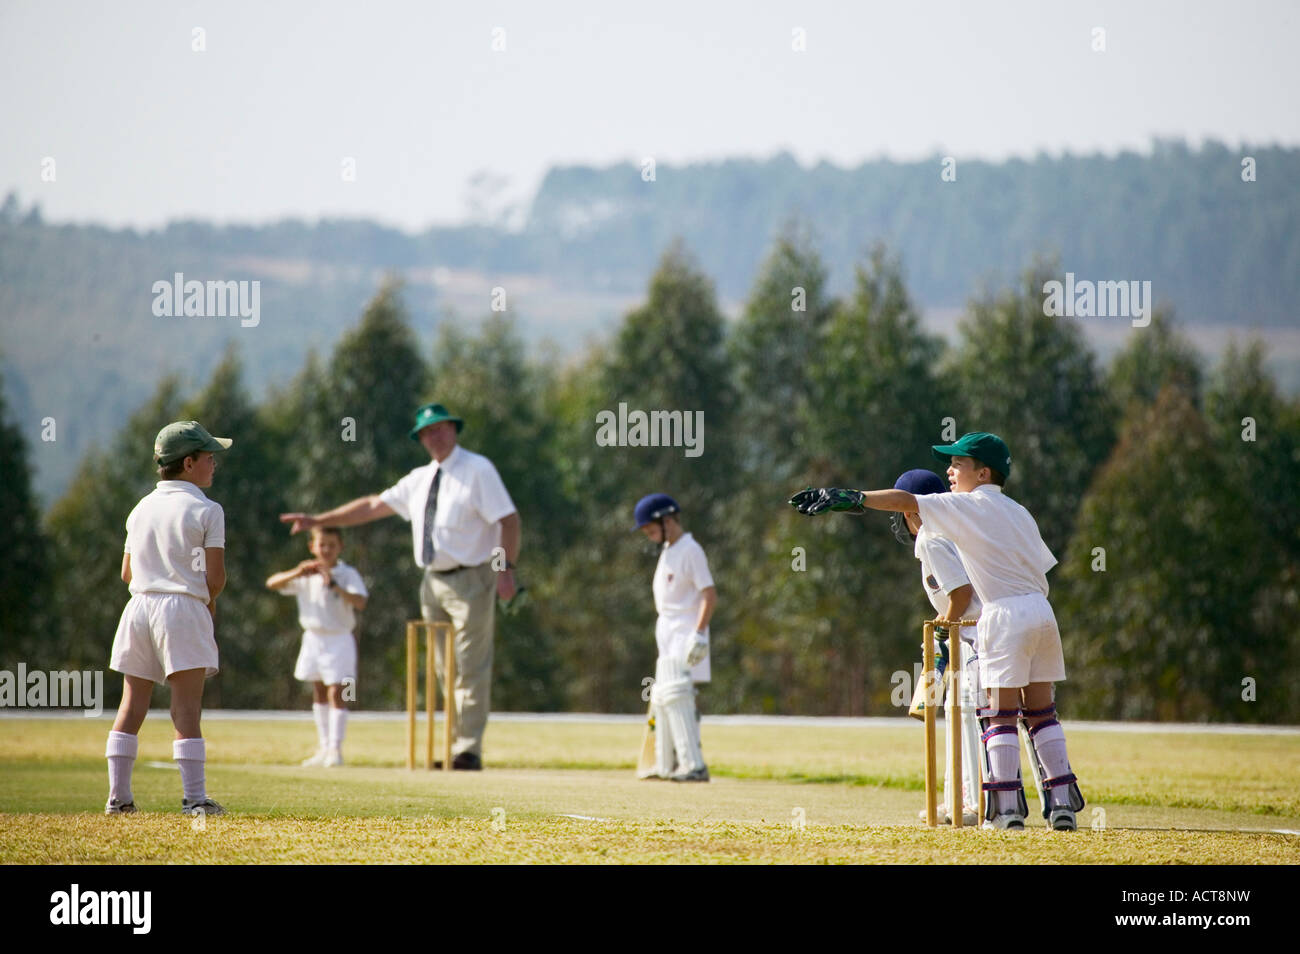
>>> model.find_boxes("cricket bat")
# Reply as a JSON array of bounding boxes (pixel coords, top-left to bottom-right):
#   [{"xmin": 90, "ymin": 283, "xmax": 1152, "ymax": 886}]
[{"xmin": 636, "ymin": 700, "xmax": 657, "ymax": 778}]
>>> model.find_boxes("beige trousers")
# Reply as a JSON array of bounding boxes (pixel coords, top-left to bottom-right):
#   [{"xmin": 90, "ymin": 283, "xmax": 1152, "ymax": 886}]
[{"xmin": 419, "ymin": 563, "xmax": 496, "ymax": 757}]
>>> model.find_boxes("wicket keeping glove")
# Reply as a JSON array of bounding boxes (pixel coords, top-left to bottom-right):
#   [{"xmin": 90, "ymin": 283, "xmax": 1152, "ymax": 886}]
[{"xmin": 789, "ymin": 487, "xmax": 867, "ymax": 515}]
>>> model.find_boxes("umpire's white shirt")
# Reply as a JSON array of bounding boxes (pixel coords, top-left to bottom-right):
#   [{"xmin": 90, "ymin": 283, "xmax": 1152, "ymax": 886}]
[
  {"xmin": 914, "ymin": 485, "xmax": 1056, "ymax": 602},
  {"xmin": 124, "ymin": 481, "xmax": 225, "ymax": 601},
  {"xmin": 914, "ymin": 527, "xmax": 982, "ymax": 636},
  {"xmin": 653, "ymin": 532, "xmax": 715, "ymax": 682},
  {"xmin": 380, "ymin": 445, "xmax": 517, "ymax": 570}
]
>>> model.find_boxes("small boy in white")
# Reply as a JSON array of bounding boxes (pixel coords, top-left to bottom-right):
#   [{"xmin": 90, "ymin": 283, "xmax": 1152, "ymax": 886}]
[
  {"xmin": 891, "ymin": 469, "xmax": 983, "ymax": 826},
  {"xmin": 105, "ymin": 420, "xmax": 231, "ymax": 816},
  {"xmin": 266, "ymin": 526, "xmax": 368, "ymax": 766},
  {"xmin": 633, "ymin": 493, "xmax": 716, "ymax": 782}
]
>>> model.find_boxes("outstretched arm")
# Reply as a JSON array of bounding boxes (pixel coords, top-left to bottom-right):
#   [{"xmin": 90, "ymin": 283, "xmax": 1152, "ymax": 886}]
[
  {"xmin": 858, "ymin": 490, "xmax": 918, "ymax": 513},
  {"xmin": 280, "ymin": 496, "xmax": 395, "ymax": 534},
  {"xmin": 790, "ymin": 487, "xmax": 917, "ymax": 515}
]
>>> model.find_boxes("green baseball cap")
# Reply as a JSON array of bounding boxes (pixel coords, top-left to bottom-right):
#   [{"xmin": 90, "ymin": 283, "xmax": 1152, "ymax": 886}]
[
  {"xmin": 931, "ymin": 431, "xmax": 1012, "ymax": 477},
  {"xmin": 154, "ymin": 420, "xmax": 233, "ymax": 466},
  {"xmin": 408, "ymin": 403, "xmax": 464, "ymax": 440}
]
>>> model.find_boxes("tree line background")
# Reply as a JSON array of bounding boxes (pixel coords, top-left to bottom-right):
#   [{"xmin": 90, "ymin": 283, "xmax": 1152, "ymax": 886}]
[
  {"xmin": 2, "ymin": 231, "xmax": 1298, "ymax": 722},
  {"xmin": 5, "ymin": 140, "xmax": 1299, "ymax": 502}
]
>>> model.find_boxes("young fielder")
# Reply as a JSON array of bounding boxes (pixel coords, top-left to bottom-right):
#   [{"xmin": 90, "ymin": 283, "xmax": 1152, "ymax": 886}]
[
  {"xmin": 634, "ymin": 493, "xmax": 715, "ymax": 782},
  {"xmin": 266, "ymin": 526, "xmax": 368, "ymax": 766},
  {"xmin": 890, "ymin": 469, "xmax": 983, "ymax": 826},
  {"xmin": 791, "ymin": 433, "xmax": 1084, "ymax": 830},
  {"xmin": 105, "ymin": 421, "xmax": 230, "ymax": 816}
]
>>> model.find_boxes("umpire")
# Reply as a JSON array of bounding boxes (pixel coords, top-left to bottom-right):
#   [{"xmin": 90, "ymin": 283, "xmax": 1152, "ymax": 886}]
[{"xmin": 281, "ymin": 403, "xmax": 520, "ymax": 769}]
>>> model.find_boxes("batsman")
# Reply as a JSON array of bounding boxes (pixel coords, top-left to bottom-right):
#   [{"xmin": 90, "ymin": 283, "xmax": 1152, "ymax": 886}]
[
  {"xmin": 890, "ymin": 469, "xmax": 985, "ymax": 825},
  {"xmin": 633, "ymin": 493, "xmax": 715, "ymax": 782}
]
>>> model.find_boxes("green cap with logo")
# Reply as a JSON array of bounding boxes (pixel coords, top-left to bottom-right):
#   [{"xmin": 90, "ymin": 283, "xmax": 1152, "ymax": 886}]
[
  {"xmin": 408, "ymin": 403, "xmax": 464, "ymax": 440},
  {"xmin": 154, "ymin": 421, "xmax": 233, "ymax": 466},
  {"xmin": 931, "ymin": 431, "xmax": 1012, "ymax": 477}
]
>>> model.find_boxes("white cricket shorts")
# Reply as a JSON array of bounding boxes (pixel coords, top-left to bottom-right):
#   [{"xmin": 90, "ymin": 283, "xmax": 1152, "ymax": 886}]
[
  {"xmin": 294, "ymin": 631, "xmax": 357, "ymax": 685},
  {"xmin": 110, "ymin": 592, "xmax": 219, "ymax": 682},
  {"xmin": 976, "ymin": 593, "xmax": 1066, "ymax": 689}
]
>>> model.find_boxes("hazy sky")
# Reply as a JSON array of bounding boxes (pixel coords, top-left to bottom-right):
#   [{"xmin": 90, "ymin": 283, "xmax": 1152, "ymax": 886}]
[{"xmin": 3, "ymin": 0, "xmax": 1297, "ymax": 231}]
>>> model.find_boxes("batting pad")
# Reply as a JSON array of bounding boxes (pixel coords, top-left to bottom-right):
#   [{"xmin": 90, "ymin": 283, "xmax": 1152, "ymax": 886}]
[{"xmin": 652, "ymin": 657, "xmax": 704, "ymax": 776}]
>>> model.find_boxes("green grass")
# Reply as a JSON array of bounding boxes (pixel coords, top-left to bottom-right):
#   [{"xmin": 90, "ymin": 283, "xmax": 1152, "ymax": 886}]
[{"xmin": 1, "ymin": 716, "xmax": 1297, "ymax": 864}]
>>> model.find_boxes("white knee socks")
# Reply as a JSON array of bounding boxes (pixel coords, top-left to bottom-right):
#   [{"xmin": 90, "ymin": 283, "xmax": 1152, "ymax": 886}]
[
  {"xmin": 173, "ymin": 738, "xmax": 206, "ymax": 802},
  {"xmin": 106, "ymin": 730, "xmax": 138, "ymax": 804}
]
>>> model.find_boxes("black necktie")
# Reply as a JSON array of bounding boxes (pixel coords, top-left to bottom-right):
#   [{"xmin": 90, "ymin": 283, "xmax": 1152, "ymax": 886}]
[{"xmin": 422, "ymin": 467, "xmax": 442, "ymax": 566}]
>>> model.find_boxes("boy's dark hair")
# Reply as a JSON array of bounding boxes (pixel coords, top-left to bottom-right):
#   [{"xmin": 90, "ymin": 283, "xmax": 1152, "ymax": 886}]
[
  {"xmin": 972, "ymin": 458, "xmax": 1007, "ymax": 487},
  {"xmin": 157, "ymin": 454, "xmax": 196, "ymax": 479},
  {"xmin": 311, "ymin": 526, "xmax": 344, "ymax": 542}
]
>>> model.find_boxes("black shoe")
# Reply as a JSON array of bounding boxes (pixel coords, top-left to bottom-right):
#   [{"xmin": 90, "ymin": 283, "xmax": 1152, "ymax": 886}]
[{"xmin": 452, "ymin": 752, "xmax": 482, "ymax": 771}]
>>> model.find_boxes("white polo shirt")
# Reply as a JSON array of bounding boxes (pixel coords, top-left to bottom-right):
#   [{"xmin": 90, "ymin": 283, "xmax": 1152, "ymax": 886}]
[
  {"xmin": 653, "ymin": 533, "xmax": 714, "ymax": 618},
  {"xmin": 653, "ymin": 532, "xmax": 716, "ymax": 680},
  {"xmin": 914, "ymin": 485, "xmax": 1056, "ymax": 603},
  {"xmin": 914, "ymin": 526, "xmax": 982, "ymax": 629},
  {"xmin": 278, "ymin": 560, "xmax": 368, "ymax": 635},
  {"xmin": 380, "ymin": 444, "xmax": 517, "ymax": 570},
  {"xmin": 123, "ymin": 480, "xmax": 225, "ymax": 601}
]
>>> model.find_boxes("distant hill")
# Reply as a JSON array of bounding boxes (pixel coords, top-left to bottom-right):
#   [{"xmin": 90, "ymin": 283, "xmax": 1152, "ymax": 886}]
[{"xmin": 2, "ymin": 139, "xmax": 1297, "ymax": 502}]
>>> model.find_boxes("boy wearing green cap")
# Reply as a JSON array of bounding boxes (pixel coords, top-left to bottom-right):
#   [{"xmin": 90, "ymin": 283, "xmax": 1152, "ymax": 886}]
[
  {"xmin": 105, "ymin": 421, "xmax": 231, "ymax": 817},
  {"xmin": 790, "ymin": 432, "xmax": 1084, "ymax": 831}
]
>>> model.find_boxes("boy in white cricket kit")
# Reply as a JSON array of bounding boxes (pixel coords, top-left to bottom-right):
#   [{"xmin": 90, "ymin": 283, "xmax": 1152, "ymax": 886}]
[
  {"xmin": 889, "ymin": 469, "xmax": 984, "ymax": 826},
  {"xmin": 791, "ymin": 432, "xmax": 1084, "ymax": 830},
  {"xmin": 634, "ymin": 493, "xmax": 716, "ymax": 782},
  {"xmin": 105, "ymin": 421, "xmax": 230, "ymax": 816},
  {"xmin": 266, "ymin": 526, "xmax": 368, "ymax": 766}
]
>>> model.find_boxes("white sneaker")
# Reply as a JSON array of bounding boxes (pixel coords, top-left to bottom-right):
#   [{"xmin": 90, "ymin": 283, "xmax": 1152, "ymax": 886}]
[
  {"xmin": 301, "ymin": 747, "xmax": 328, "ymax": 767},
  {"xmin": 985, "ymin": 811, "xmax": 1025, "ymax": 831},
  {"xmin": 105, "ymin": 797, "xmax": 136, "ymax": 815},
  {"xmin": 324, "ymin": 748, "xmax": 343, "ymax": 767},
  {"xmin": 181, "ymin": 796, "xmax": 226, "ymax": 817}
]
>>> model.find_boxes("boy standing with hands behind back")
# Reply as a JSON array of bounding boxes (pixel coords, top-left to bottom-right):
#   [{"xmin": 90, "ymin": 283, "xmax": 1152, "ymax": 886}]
[
  {"xmin": 105, "ymin": 421, "xmax": 230, "ymax": 817},
  {"xmin": 267, "ymin": 527, "xmax": 368, "ymax": 766}
]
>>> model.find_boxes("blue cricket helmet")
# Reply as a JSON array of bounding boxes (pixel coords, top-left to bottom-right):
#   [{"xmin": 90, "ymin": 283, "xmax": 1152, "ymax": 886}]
[
  {"xmin": 889, "ymin": 470, "xmax": 946, "ymax": 545},
  {"xmin": 893, "ymin": 469, "xmax": 948, "ymax": 496},
  {"xmin": 633, "ymin": 493, "xmax": 681, "ymax": 530}
]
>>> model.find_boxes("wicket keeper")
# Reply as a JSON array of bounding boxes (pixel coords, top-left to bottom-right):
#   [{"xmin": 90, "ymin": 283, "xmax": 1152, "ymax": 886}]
[{"xmin": 791, "ymin": 433, "xmax": 1084, "ymax": 830}]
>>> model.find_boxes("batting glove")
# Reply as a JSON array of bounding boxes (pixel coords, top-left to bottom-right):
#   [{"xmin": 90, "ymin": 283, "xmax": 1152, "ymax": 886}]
[{"xmin": 684, "ymin": 633, "xmax": 709, "ymax": 667}]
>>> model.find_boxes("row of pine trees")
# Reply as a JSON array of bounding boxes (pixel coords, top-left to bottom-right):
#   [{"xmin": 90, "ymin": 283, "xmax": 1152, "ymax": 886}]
[{"xmin": 3, "ymin": 233, "xmax": 1297, "ymax": 721}]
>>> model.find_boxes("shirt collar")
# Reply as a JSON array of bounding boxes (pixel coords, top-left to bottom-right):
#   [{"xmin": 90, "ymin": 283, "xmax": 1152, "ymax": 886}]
[
  {"xmin": 434, "ymin": 445, "xmax": 462, "ymax": 472},
  {"xmin": 667, "ymin": 531, "xmax": 693, "ymax": 549},
  {"xmin": 972, "ymin": 484, "xmax": 1004, "ymax": 495},
  {"xmin": 913, "ymin": 524, "xmax": 932, "ymax": 558},
  {"xmin": 156, "ymin": 480, "xmax": 209, "ymax": 500}
]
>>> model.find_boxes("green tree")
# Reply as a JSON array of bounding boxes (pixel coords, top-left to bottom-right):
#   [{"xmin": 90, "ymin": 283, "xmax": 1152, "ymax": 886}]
[
  {"xmin": 1106, "ymin": 309, "xmax": 1203, "ymax": 413},
  {"xmin": 947, "ymin": 263, "xmax": 1116, "ymax": 555},
  {"xmin": 729, "ymin": 223, "xmax": 834, "ymax": 476},
  {"xmin": 550, "ymin": 242, "xmax": 736, "ymax": 711},
  {"xmin": 1058, "ymin": 387, "xmax": 1262, "ymax": 720},
  {"xmin": 0, "ymin": 366, "xmax": 50, "ymax": 661},
  {"xmin": 1205, "ymin": 340, "xmax": 1300, "ymax": 721},
  {"xmin": 787, "ymin": 246, "xmax": 951, "ymax": 714}
]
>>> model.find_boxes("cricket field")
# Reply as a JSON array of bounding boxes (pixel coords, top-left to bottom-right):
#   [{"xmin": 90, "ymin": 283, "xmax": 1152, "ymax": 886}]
[{"xmin": 2, "ymin": 713, "xmax": 1297, "ymax": 865}]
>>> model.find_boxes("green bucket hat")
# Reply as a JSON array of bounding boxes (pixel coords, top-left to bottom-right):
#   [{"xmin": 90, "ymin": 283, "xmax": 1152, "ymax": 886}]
[
  {"xmin": 408, "ymin": 403, "xmax": 464, "ymax": 440},
  {"xmin": 931, "ymin": 431, "xmax": 1012, "ymax": 477},
  {"xmin": 154, "ymin": 421, "xmax": 233, "ymax": 466}
]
